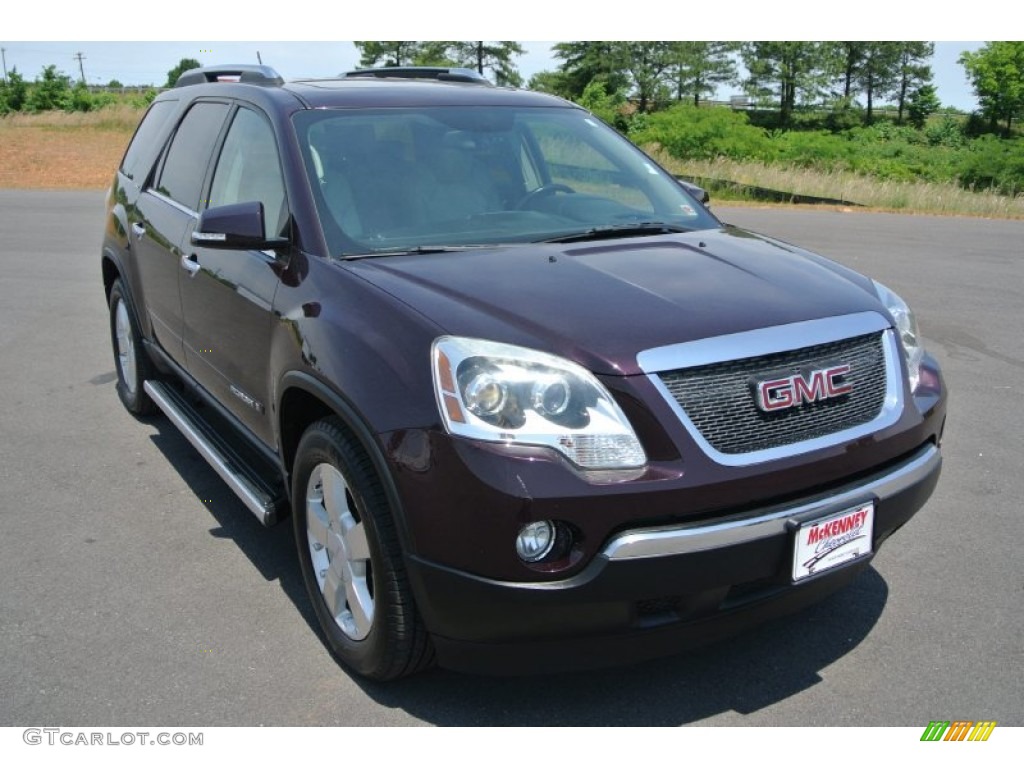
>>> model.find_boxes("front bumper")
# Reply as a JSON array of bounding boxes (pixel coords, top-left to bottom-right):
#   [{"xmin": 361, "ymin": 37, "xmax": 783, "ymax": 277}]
[{"xmin": 406, "ymin": 442, "xmax": 941, "ymax": 674}]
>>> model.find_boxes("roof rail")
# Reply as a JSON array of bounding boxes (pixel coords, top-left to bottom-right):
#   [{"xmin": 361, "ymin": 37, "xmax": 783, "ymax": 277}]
[
  {"xmin": 341, "ymin": 67, "xmax": 492, "ymax": 85},
  {"xmin": 174, "ymin": 65, "xmax": 284, "ymax": 88}
]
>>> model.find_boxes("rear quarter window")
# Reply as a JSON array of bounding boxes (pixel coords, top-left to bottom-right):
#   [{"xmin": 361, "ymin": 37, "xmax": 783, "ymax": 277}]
[{"xmin": 119, "ymin": 99, "xmax": 178, "ymax": 182}]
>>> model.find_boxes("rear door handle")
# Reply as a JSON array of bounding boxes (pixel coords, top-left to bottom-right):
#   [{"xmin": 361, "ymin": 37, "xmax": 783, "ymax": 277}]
[
  {"xmin": 131, "ymin": 222, "xmax": 146, "ymax": 238},
  {"xmin": 181, "ymin": 253, "xmax": 201, "ymax": 277}
]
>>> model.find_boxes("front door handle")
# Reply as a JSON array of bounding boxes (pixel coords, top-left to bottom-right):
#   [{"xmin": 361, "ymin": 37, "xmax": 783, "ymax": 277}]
[
  {"xmin": 181, "ymin": 253, "xmax": 201, "ymax": 277},
  {"xmin": 131, "ymin": 222, "xmax": 146, "ymax": 238}
]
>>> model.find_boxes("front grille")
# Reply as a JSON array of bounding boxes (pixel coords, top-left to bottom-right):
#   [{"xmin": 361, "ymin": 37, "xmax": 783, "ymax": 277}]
[{"xmin": 658, "ymin": 332, "xmax": 887, "ymax": 455}]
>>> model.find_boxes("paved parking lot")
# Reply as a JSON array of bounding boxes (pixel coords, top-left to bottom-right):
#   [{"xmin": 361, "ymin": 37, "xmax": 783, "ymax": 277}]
[{"xmin": 0, "ymin": 190, "xmax": 1021, "ymax": 726}]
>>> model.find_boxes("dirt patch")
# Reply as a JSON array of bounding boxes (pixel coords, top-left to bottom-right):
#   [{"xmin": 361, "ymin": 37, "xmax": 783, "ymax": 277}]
[{"xmin": 0, "ymin": 110, "xmax": 139, "ymax": 189}]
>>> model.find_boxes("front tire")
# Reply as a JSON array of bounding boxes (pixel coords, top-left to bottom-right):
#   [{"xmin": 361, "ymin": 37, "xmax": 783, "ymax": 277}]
[
  {"xmin": 292, "ymin": 417, "xmax": 433, "ymax": 680},
  {"xmin": 108, "ymin": 278, "xmax": 156, "ymax": 416}
]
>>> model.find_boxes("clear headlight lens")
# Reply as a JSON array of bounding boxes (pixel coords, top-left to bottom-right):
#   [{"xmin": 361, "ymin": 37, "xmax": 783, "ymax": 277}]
[
  {"xmin": 432, "ymin": 337, "xmax": 647, "ymax": 469},
  {"xmin": 873, "ymin": 280, "xmax": 924, "ymax": 391}
]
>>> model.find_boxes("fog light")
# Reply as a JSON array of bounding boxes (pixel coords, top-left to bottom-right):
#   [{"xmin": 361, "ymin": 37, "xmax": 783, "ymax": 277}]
[{"xmin": 516, "ymin": 520, "xmax": 555, "ymax": 562}]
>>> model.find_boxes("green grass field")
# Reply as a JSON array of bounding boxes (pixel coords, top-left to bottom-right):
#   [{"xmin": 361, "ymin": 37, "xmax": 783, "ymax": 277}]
[{"xmin": 652, "ymin": 151, "xmax": 1024, "ymax": 219}]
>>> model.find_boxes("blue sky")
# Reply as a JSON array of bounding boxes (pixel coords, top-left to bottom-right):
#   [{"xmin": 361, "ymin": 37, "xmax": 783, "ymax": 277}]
[{"xmin": 0, "ymin": 41, "xmax": 986, "ymax": 111}]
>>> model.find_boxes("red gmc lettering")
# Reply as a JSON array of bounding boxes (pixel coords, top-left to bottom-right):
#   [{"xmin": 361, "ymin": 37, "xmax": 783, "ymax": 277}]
[
  {"xmin": 756, "ymin": 365, "xmax": 852, "ymax": 412},
  {"xmin": 825, "ymin": 365, "xmax": 853, "ymax": 396},
  {"xmin": 792, "ymin": 370, "xmax": 827, "ymax": 403},
  {"xmin": 757, "ymin": 378, "xmax": 795, "ymax": 411}
]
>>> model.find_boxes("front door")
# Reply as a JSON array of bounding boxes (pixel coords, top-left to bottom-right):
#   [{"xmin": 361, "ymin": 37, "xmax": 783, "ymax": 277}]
[{"xmin": 180, "ymin": 105, "xmax": 288, "ymax": 447}]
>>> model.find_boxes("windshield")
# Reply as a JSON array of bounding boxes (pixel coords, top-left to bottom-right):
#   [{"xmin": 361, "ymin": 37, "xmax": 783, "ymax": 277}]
[{"xmin": 293, "ymin": 105, "xmax": 720, "ymax": 256}]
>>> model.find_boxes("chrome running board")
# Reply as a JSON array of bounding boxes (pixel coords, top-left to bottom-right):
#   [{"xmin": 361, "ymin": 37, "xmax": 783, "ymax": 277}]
[{"xmin": 144, "ymin": 380, "xmax": 285, "ymax": 526}]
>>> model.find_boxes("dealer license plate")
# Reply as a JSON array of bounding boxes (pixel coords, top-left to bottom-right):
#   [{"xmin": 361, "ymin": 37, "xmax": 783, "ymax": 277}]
[{"xmin": 792, "ymin": 501, "xmax": 874, "ymax": 582}]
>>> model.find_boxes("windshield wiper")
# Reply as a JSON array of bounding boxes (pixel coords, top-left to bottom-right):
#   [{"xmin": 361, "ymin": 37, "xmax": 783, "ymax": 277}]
[
  {"xmin": 540, "ymin": 222, "xmax": 693, "ymax": 244},
  {"xmin": 341, "ymin": 244, "xmax": 495, "ymax": 260}
]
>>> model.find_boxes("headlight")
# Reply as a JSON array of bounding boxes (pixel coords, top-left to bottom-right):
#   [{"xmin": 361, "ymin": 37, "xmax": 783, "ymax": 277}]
[
  {"xmin": 872, "ymin": 280, "xmax": 924, "ymax": 391},
  {"xmin": 432, "ymin": 337, "xmax": 647, "ymax": 469}
]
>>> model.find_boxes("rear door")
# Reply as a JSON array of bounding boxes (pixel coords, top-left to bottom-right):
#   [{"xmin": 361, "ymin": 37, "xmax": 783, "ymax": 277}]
[{"xmin": 132, "ymin": 101, "xmax": 230, "ymax": 366}]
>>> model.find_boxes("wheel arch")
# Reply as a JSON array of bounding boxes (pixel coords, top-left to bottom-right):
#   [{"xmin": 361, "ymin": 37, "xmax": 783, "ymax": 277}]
[
  {"xmin": 277, "ymin": 372, "xmax": 416, "ymax": 553},
  {"xmin": 101, "ymin": 247, "xmax": 128, "ymax": 300},
  {"xmin": 102, "ymin": 252, "xmax": 120, "ymax": 299}
]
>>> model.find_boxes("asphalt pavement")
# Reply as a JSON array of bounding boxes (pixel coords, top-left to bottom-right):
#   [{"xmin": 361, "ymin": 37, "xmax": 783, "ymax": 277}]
[{"xmin": 0, "ymin": 190, "xmax": 1021, "ymax": 726}]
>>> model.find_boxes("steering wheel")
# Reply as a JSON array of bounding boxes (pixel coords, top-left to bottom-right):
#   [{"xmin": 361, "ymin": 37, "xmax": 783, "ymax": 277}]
[{"xmin": 516, "ymin": 183, "xmax": 575, "ymax": 210}]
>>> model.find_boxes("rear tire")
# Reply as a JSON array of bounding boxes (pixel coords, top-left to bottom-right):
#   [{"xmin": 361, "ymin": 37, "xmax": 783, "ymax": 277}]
[
  {"xmin": 292, "ymin": 417, "xmax": 434, "ymax": 680},
  {"xmin": 108, "ymin": 278, "xmax": 156, "ymax": 417}
]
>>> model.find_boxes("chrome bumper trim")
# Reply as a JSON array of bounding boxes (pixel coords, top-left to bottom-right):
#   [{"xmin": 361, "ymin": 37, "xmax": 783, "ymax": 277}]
[{"xmin": 601, "ymin": 444, "xmax": 940, "ymax": 561}]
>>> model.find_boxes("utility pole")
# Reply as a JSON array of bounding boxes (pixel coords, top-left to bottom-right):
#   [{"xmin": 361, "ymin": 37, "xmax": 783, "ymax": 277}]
[
  {"xmin": 1, "ymin": 47, "xmax": 8, "ymax": 85},
  {"xmin": 73, "ymin": 52, "xmax": 86, "ymax": 84}
]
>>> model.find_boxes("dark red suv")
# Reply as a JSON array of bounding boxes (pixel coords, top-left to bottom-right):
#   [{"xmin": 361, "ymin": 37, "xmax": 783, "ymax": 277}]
[{"xmin": 102, "ymin": 65, "xmax": 946, "ymax": 680}]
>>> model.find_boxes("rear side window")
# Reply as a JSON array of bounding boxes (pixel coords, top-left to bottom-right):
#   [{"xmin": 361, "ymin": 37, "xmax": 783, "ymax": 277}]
[
  {"xmin": 155, "ymin": 102, "xmax": 230, "ymax": 211},
  {"xmin": 120, "ymin": 100, "xmax": 178, "ymax": 181}
]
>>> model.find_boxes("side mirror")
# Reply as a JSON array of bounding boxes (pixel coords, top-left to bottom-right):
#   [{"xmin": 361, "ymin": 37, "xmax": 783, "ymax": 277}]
[
  {"xmin": 675, "ymin": 177, "xmax": 710, "ymax": 205},
  {"xmin": 191, "ymin": 201, "xmax": 290, "ymax": 250}
]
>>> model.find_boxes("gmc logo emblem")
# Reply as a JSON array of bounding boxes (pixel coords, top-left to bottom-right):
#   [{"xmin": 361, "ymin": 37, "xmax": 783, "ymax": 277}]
[{"xmin": 754, "ymin": 365, "xmax": 852, "ymax": 412}]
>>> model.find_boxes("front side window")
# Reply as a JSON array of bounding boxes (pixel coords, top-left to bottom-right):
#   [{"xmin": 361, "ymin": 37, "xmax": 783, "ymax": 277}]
[
  {"xmin": 294, "ymin": 106, "xmax": 719, "ymax": 256},
  {"xmin": 209, "ymin": 107, "xmax": 288, "ymax": 238},
  {"xmin": 155, "ymin": 101, "xmax": 229, "ymax": 210}
]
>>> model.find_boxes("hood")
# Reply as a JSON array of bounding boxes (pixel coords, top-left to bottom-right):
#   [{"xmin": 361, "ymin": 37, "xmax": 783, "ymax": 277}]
[{"xmin": 347, "ymin": 227, "xmax": 886, "ymax": 376}]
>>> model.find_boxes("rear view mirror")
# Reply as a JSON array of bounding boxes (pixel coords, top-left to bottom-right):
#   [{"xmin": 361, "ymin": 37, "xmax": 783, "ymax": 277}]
[{"xmin": 192, "ymin": 201, "xmax": 289, "ymax": 250}]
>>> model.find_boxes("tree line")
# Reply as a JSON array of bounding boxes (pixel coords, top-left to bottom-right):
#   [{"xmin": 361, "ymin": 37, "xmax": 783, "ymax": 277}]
[
  {"xmin": 0, "ymin": 64, "xmax": 158, "ymax": 114},
  {"xmin": 355, "ymin": 41, "xmax": 1024, "ymax": 136},
  {"xmin": 532, "ymin": 42, "xmax": 1024, "ymax": 135}
]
